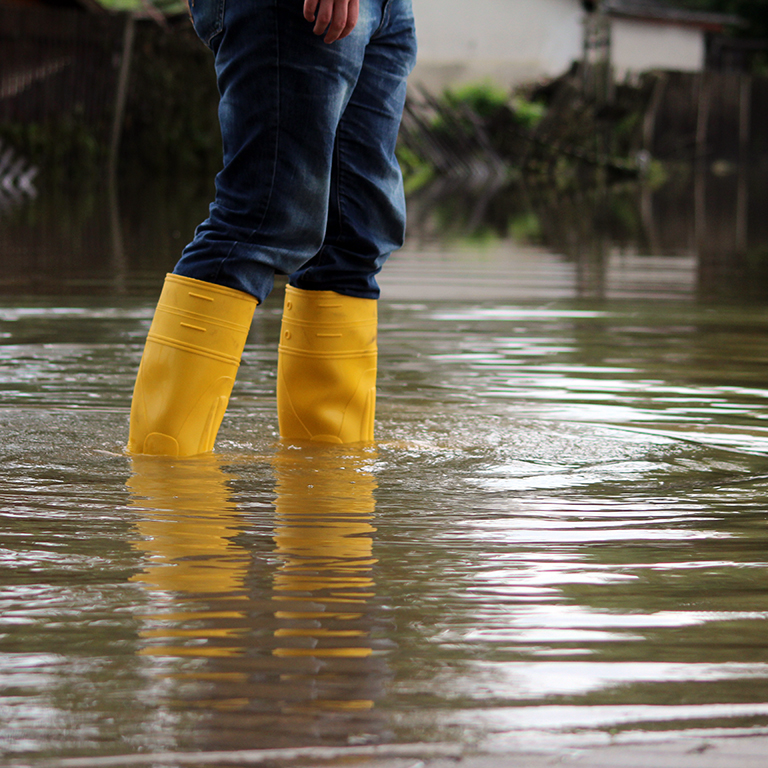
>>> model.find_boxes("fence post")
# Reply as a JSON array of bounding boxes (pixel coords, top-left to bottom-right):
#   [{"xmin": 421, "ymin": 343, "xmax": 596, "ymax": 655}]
[
  {"xmin": 108, "ymin": 12, "xmax": 136, "ymax": 181},
  {"xmin": 695, "ymin": 71, "xmax": 710, "ymax": 163},
  {"xmin": 642, "ymin": 72, "xmax": 667, "ymax": 156},
  {"xmin": 736, "ymin": 73, "xmax": 751, "ymax": 252}
]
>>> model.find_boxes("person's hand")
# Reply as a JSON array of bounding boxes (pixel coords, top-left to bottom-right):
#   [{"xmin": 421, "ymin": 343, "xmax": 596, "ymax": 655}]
[{"xmin": 303, "ymin": 0, "xmax": 359, "ymax": 43}]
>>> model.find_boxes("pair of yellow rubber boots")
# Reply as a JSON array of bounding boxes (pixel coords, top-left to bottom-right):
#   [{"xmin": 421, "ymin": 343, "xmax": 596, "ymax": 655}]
[{"xmin": 127, "ymin": 274, "xmax": 378, "ymax": 456}]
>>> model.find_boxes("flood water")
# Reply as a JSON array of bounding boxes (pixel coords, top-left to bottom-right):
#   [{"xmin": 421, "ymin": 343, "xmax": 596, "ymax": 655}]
[{"xmin": 3, "ymin": 168, "xmax": 768, "ymax": 763}]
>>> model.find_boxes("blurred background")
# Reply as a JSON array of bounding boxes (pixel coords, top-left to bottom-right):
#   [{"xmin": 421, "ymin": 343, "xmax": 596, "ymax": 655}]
[{"xmin": 0, "ymin": 0, "xmax": 767, "ymax": 301}]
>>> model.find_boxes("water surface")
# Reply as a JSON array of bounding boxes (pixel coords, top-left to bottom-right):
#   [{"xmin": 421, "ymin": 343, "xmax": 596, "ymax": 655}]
[{"xmin": 3, "ymin": 176, "xmax": 768, "ymax": 762}]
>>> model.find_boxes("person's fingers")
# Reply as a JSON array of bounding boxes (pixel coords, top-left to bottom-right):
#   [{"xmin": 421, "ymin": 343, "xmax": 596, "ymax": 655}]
[
  {"xmin": 307, "ymin": 0, "xmax": 358, "ymax": 43},
  {"xmin": 311, "ymin": 0, "xmax": 336, "ymax": 38},
  {"xmin": 335, "ymin": 0, "xmax": 358, "ymax": 40},
  {"xmin": 323, "ymin": 1, "xmax": 347, "ymax": 43},
  {"xmin": 303, "ymin": 0, "xmax": 318, "ymax": 23}
]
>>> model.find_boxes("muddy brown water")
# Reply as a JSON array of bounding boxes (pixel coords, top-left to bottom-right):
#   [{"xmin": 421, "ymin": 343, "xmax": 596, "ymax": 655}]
[{"xmin": 3, "ymin": 174, "xmax": 768, "ymax": 762}]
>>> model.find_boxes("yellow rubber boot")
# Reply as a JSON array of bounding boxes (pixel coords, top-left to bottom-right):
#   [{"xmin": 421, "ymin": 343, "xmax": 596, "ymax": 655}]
[
  {"xmin": 128, "ymin": 274, "xmax": 257, "ymax": 456},
  {"xmin": 277, "ymin": 286, "xmax": 377, "ymax": 444}
]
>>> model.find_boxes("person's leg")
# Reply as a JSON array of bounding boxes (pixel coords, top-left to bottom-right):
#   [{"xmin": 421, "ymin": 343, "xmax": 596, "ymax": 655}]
[
  {"xmin": 288, "ymin": 0, "xmax": 418, "ymax": 299},
  {"xmin": 277, "ymin": 0, "xmax": 417, "ymax": 443},
  {"xmin": 129, "ymin": 0, "xmax": 380, "ymax": 456},
  {"xmin": 174, "ymin": 0, "xmax": 383, "ymax": 304}
]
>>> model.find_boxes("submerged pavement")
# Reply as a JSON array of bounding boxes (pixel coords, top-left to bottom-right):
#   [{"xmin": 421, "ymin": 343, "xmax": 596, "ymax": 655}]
[
  {"xmin": 399, "ymin": 737, "xmax": 768, "ymax": 768},
  {"xmin": 47, "ymin": 736, "xmax": 768, "ymax": 768}
]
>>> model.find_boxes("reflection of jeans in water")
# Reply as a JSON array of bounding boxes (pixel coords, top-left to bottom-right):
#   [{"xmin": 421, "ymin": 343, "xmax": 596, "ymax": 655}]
[{"xmin": 175, "ymin": 0, "xmax": 417, "ymax": 304}]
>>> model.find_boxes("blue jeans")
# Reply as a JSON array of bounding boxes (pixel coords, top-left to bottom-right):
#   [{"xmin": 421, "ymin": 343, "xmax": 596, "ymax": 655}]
[{"xmin": 175, "ymin": 0, "xmax": 417, "ymax": 303}]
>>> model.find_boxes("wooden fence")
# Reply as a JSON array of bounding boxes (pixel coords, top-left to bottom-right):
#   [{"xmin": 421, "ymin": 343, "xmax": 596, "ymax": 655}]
[
  {"xmin": 646, "ymin": 70, "xmax": 768, "ymax": 162},
  {"xmin": 0, "ymin": 5, "xmax": 125, "ymax": 138},
  {"xmin": 1, "ymin": 6, "xmax": 766, "ymax": 177},
  {"xmin": 0, "ymin": 5, "xmax": 220, "ymax": 178}
]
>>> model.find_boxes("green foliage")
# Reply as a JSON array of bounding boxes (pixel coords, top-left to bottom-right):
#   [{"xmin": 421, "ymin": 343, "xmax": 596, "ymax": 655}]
[
  {"xmin": 0, "ymin": 117, "xmax": 104, "ymax": 184},
  {"xmin": 644, "ymin": 159, "xmax": 669, "ymax": 188},
  {"xmin": 396, "ymin": 145, "xmax": 434, "ymax": 194},
  {"xmin": 398, "ymin": 75, "xmax": 650, "ymax": 193},
  {"xmin": 438, "ymin": 82, "xmax": 546, "ymax": 130},
  {"xmin": 441, "ymin": 81, "xmax": 510, "ymax": 119},
  {"xmin": 678, "ymin": 0, "xmax": 768, "ymax": 38},
  {"xmin": 508, "ymin": 211, "xmax": 542, "ymax": 241},
  {"xmin": 96, "ymin": 0, "xmax": 142, "ymax": 9},
  {"xmin": 510, "ymin": 96, "xmax": 546, "ymax": 130},
  {"xmin": 95, "ymin": 0, "xmax": 188, "ymax": 17}
]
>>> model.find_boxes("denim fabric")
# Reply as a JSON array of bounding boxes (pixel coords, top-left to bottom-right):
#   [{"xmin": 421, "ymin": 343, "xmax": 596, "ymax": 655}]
[{"xmin": 175, "ymin": 0, "xmax": 417, "ymax": 303}]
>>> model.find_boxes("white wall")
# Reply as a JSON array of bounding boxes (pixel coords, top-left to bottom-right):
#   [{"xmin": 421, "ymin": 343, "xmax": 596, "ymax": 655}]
[
  {"xmin": 611, "ymin": 19, "xmax": 705, "ymax": 78},
  {"xmin": 410, "ymin": 0, "xmax": 584, "ymax": 92},
  {"xmin": 409, "ymin": 0, "xmax": 708, "ymax": 93}
]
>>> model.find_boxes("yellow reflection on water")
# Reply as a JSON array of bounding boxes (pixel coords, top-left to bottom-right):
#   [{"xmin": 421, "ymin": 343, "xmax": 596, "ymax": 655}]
[
  {"xmin": 126, "ymin": 445, "xmax": 384, "ymax": 728},
  {"xmin": 271, "ymin": 445, "xmax": 379, "ymax": 710},
  {"xmin": 127, "ymin": 454, "xmax": 249, "ymax": 662}
]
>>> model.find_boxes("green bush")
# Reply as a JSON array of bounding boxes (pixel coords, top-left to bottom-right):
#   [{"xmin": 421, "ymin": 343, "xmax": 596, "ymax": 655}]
[
  {"xmin": 0, "ymin": 117, "xmax": 104, "ymax": 184},
  {"xmin": 442, "ymin": 81, "xmax": 510, "ymax": 119}
]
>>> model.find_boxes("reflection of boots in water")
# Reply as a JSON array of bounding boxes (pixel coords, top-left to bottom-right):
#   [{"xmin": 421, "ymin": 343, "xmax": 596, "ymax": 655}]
[
  {"xmin": 127, "ymin": 454, "xmax": 249, "ymax": 661},
  {"xmin": 271, "ymin": 445, "xmax": 385, "ymax": 714},
  {"xmin": 277, "ymin": 286, "xmax": 377, "ymax": 444},
  {"xmin": 128, "ymin": 274, "xmax": 257, "ymax": 457}
]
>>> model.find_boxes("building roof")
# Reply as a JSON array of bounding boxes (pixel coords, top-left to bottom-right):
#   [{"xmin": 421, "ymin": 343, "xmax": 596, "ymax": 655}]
[{"xmin": 602, "ymin": 0, "xmax": 742, "ymax": 31}]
